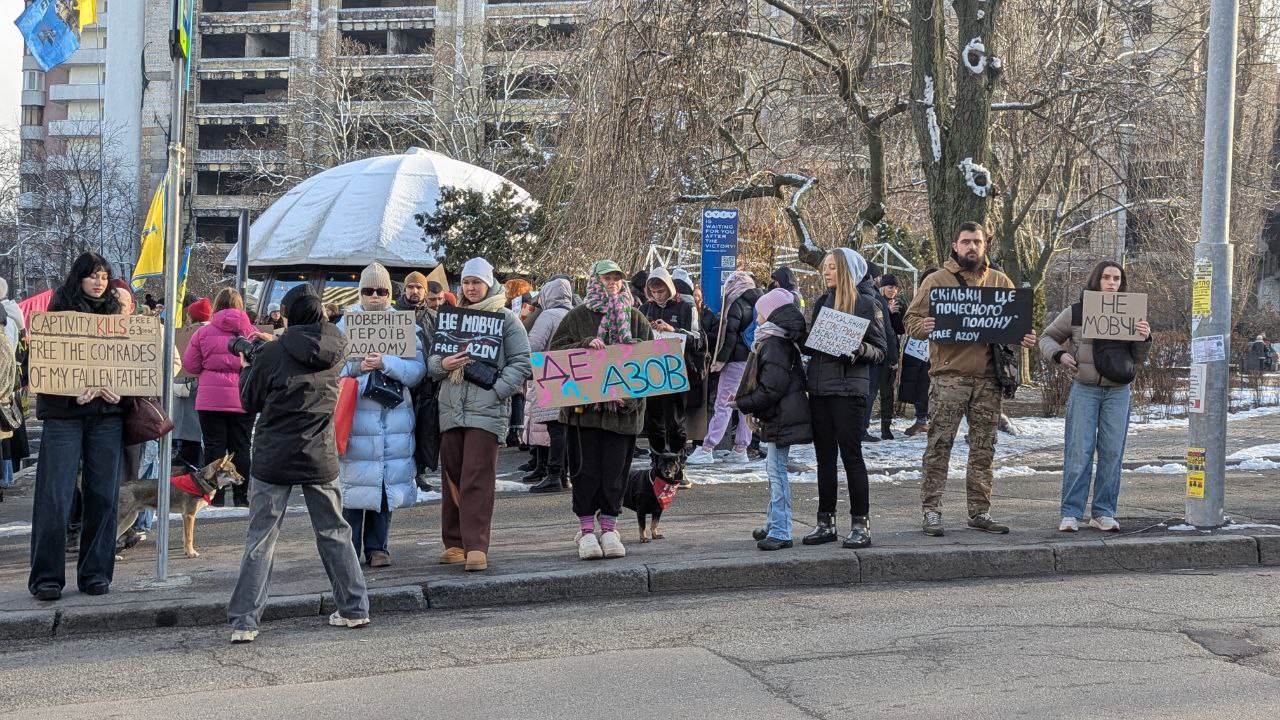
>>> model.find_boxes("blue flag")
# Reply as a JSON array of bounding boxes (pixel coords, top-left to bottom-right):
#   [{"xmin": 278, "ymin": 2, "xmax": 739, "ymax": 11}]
[{"xmin": 15, "ymin": 0, "xmax": 79, "ymax": 72}]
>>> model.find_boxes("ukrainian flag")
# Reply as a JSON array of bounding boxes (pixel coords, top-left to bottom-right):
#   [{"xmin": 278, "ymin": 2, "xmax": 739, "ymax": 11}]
[
  {"xmin": 174, "ymin": 246, "xmax": 192, "ymax": 328},
  {"xmin": 132, "ymin": 174, "xmax": 167, "ymax": 292}
]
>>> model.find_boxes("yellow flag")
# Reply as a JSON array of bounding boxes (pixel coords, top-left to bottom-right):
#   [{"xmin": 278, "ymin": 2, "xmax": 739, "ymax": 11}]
[
  {"xmin": 79, "ymin": 0, "xmax": 96, "ymax": 28},
  {"xmin": 133, "ymin": 176, "xmax": 166, "ymax": 292}
]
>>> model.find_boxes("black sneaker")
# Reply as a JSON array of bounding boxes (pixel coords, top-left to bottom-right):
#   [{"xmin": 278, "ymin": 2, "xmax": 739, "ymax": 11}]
[
  {"xmin": 757, "ymin": 536, "xmax": 793, "ymax": 551},
  {"xmin": 34, "ymin": 585, "xmax": 61, "ymax": 601},
  {"xmin": 528, "ymin": 476, "xmax": 564, "ymax": 493},
  {"xmin": 521, "ymin": 471, "xmax": 546, "ymax": 483},
  {"xmin": 968, "ymin": 513, "xmax": 1010, "ymax": 534},
  {"xmin": 923, "ymin": 511, "xmax": 945, "ymax": 537},
  {"xmin": 83, "ymin": 582, "xmax": 110, "ymax": 596},
  {"xmin": 861, "ymin": 432, "xmax": 881, "ymax": 443},
  {"xmin": 517, "ymin": 458, "xmax": 538, "ymax": 472}
]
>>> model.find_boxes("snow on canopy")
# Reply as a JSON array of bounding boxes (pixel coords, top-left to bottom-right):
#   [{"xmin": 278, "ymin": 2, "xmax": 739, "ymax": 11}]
[{"xmin": 224, "ymin": 147, "xmax": 533, "ymax": 268}]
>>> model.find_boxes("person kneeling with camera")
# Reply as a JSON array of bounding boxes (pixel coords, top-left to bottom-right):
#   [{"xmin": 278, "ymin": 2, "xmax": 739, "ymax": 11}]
[
  {"xmin": 335, "ymin": 262, "xmax": 427, "ymax": 568},
  {"xmin": 227, "ymin": 284, "xmax": 370, "ymax": 643}
]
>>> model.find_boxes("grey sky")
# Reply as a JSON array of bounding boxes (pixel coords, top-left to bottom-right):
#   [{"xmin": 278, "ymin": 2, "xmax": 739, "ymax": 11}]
[{"xmin": 1, "ymin": 9, "xmax": 23, "ymax": 138}]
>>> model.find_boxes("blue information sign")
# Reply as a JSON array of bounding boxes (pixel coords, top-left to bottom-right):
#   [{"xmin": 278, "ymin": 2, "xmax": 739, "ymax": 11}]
[{"xmin": 700, "ymin": 209, "xmax": 739, "ymax": 315}]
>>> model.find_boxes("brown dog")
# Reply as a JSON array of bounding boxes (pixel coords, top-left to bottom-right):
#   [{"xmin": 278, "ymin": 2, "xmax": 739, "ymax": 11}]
[{"xmin": 115, "ymin": 453, "xmax": 245, "ymax": 558}]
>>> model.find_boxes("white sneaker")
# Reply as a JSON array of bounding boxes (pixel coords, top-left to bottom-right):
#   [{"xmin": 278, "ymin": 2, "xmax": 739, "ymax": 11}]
[
  {"xmin": 725, "ymin": 450, "xmax": 749, "ymax": 464},
  {"xmin": 686, "ymin": 447, "xmax": 716, "ymax": 465},
  {"xmin": 599, "ymin": 530, "xmax": 626, "ymax": 558},
  {"xmin": 1058, "ymin": 516, "xmax": 1079, "ymax": 532},
  {"xmin": 713, "ymin": 449, "xmax": 731, "ymax": 460},
  {"xmin": 1089, "ymin": 516, "xmax": 1120, "ymax": 532},
  {"xmin": 576, "ymin": 531, "xmax": 603, "ymax": 560},
  {"xmin": 328, "ymin": 611, "xmax": 370, "ymax": 628},
  {"xmin": 230, "ymin": 629, "xmax": 258, "ymax": 644}
]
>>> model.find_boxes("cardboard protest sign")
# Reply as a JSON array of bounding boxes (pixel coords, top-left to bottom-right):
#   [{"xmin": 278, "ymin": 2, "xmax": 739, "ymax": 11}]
[
  {"xmin": 1081, "ymin": 291, "xmax": 1147, "ymax": 341},
  {"xmin": 343, "ymin": 310, "xmax": 417, "ymax": 359},
  {"xmin": 929, "ymin": 287, "xmax": 1033, "ymax": 345},
  {"xmin": 903, "ymin": 337, "xmax": 930, "ymax": 362},
  {"xmin": 529, "ymin": 338, "xmax": 689, "ymax": 409},
  {"xmin": 805, "ymin": 306, "xmax": 870, "ymax": 357},
  {"xmin": 28, "ymin": 311, "xmax": 163, "ymax": 397},
  {"xmin": 431, "ymin": 307, "xmax": 505, "ymax": 365},
  {"xmin": 175, "ymin": 325, "xmax": 199, "ymax": 380}
]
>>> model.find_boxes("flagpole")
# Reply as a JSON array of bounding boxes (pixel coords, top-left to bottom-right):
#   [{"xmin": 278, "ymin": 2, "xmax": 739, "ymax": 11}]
[{"xmin": 155, "ymin": 5, "xmax": 189, "ymax": 583}]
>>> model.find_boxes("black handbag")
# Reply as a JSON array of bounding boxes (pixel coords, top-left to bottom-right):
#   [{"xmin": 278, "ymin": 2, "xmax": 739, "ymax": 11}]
[
  {"xmin": 362, "ymin": 370, "xmax": 405, "ymax": 409},
  {"xmin": 1092, "ymin": 339, "xmax": 1137, "ymax": 384},
  {"xmin": 464, "ymin": 361, "xmax": 501, "ymax": 391}
]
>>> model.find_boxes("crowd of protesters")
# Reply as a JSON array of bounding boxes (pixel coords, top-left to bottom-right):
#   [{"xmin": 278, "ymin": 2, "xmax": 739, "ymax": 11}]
[{"xmin": 12, "ymin": 221, "xmax": 1165, "ymax": 642}]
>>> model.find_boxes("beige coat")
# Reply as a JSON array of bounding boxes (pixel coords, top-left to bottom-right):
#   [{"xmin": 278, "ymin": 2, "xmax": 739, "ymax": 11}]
[
  {"xmin": 1039, "ymin": 305, "xmax": 1151, "ymax": 387},
  {"xmin": 904, "ymin": 257, "xmax": 1015, "ymax": 379}
]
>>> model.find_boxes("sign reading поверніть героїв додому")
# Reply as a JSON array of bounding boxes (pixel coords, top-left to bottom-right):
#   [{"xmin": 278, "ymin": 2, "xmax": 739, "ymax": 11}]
[
  {"xmin": 343, "ymin": 310, "xmax": 417, "ymax": 359},
  {"xmin": 929, "ymin": 287, "xmax": 1033, "ymax": 345},
  {"xmin": 27, "ymin": 311, "xmax": 163, "ymax": 396}
]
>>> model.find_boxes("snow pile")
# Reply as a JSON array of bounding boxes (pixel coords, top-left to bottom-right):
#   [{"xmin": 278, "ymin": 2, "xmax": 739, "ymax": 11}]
[
  {"xmin": 1167, "ymin": 524, "xmax": 1198, "ymax": 532},
  {"xmin": 962, "ymin": 37, "xmax": 987, "ymax": 74},
  {"xmin": 1227, "ymin": 443, "xmax": 1280, "ymax": 461},
  {"xmin": 993, "ymin": 465, "xmax": 1039, "ymax": 478},
  {"xmin": 1128, "ymin": 463, "xmax": 1186, "ymax": 474},
  {"xmin": 0, "ymin": 521, "xmax": 32, "ymax": 538},
  {"xmin": 1221, "ymin": 522, "xmax": 1280, "ymax": 531},
  {"xmin": 957, "ymin": 157, "xmax": 992, "ymax": 197},
  {"xmin": 1237, "ymin": 458, "xmax": 1280, "ymax": 471},
  {"xmin": 923, "ymin": 75, "xmax": 942, "ymax": 162}
]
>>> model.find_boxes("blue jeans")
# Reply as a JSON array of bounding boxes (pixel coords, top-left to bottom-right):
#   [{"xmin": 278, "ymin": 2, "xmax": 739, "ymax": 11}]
[
  {"xmin": 1, "ymin": 457, "xmax": 12, "ymax": 488},
  {"xmin": 762, "ymin": 442, "xmax": 792, "ymax": 541},
  {"xmin": 343, "ymin": 489, "xmax": 392, "ymax": 562},
  {"xmin": 1061, "ymin": 381, "xmax": 1131, "ymax": 519},
  {"xmin": 28, "ymin": 415, "xmax": 124, "ymax": 594}
]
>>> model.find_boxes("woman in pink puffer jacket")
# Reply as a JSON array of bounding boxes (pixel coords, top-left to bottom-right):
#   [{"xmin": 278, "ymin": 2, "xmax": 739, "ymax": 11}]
[{"xmin": 182, "ymin": 288, "xmax": 272, "ymax": 506}]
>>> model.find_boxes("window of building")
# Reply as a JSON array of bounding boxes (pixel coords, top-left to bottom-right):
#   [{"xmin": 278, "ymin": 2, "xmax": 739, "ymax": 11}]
[
  {"xmin": 22, "ymin": 70, "xmax": 44, "ymax": 92},
  {"xmin": 21, "ymin": 105, "xmax": 43, "ymax": 126}
]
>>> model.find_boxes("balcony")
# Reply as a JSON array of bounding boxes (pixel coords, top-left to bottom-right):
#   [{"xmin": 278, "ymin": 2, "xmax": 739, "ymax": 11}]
[
  {"xmin": 20, "ymin": 125, "xmax": 45, "ymax": 141},
  {"xmin": 65, "ymin": 47, "xmax": 107, "ymax": 65},
  {"xmin": 196, "ymin": 102, "xmax": 290, "ymax": 123},
  {"xmin": 18, "ymin": 192, "xmax": 43, "ymax": 210},
  {"xmin": 196, "ymin": 148, "xmax": 288, "ymax": 165},
  {"xmin": 200, "ymin": 10, "xmax": 294, "ymax": 32},
  {"xmin": 49, "ymin": 84, "xmax": 104, "ymax": 102},
  {"xmin": 197, "ymin": 58, "xmax": 292, "ymax": 76},
  {"xmin": 191, "ymin": 194, "xmax": 272, "ymax": 212},
  {"xmin": 47, "ymin": 119, "xmax": 103, "ymax": 137},
  {"xmin": 338, "ymin": 53, "xmax": 433, "ymax": 71},
  {"xmin": 338, "ymin": 6, "xmax": 435, "ymax": 28},
  {"xmin": 485, "ymin": 0, "xmax": 588, "ymax": 19}
]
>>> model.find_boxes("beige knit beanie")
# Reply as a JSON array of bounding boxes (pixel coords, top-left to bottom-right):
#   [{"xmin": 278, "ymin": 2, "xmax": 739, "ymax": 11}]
[{"xmin": 360, "ymin": 262, "xmax": 392, "ymax": 292}]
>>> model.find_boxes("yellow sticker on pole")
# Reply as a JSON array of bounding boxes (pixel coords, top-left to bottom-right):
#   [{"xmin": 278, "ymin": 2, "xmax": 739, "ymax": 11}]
[
  {"xmin": 1186, "ymin": 447, "xmax": 1206, "ymax": 498},
  {"xmin": 1192, "ymin": 260, "xmax": 1212, "ymax": 318}
]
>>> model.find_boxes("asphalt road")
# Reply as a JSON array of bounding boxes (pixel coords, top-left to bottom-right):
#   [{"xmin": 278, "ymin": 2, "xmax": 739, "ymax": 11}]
[{"xmin": 4, "ymin": 568, "xmax": 1280, "ymax": 719}]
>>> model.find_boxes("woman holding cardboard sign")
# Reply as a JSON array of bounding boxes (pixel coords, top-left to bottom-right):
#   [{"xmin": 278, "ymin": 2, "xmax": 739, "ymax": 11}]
[
  {"xmin": 429, "ymin": 257, "xmax": 532, "ymax": 572},
  {"xmin": 802, "ymin": 248, "xmax": 887, "ymax": 549},
  {"xmin": 28, "ymin": 252, "xmax": 127, "ymax": 602},
  {"xmin": 1040, "ymin": 261, "xmax": 1151, "ymax": 533},
  {"xmin": 549, "ymin": 260, "xmax": 653, "ymax": 561}
]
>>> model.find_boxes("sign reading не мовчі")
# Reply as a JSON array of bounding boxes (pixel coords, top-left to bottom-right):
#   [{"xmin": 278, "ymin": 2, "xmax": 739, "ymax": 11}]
[
  {"xmin": 430, "ymin": 307, "xmax": 505, "ymax": 365},
  {"xmin": 929, "ymin": 286, "xmax": 1033, "ymax": 345}
]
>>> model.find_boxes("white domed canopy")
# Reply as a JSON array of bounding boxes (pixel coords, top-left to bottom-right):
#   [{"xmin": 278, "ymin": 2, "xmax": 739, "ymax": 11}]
[{"xmin": 225, "ymin": 147, "xmax": 532, "ymax": 268}]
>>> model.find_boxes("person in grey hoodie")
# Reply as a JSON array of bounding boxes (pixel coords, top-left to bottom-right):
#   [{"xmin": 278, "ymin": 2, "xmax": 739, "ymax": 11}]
[
  {"xmin": 428, "ymin": 257, "xmax": 532, "ymax": 572},
  {"xmin": 523, "ymin": 278, "xmax": 574, "ymax": 493}
]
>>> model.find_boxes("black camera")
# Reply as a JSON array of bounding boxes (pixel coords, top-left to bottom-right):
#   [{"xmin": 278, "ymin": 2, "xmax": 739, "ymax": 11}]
[{"xmin": 227, "ymin": 335, "xmax": 267, "ymax": 364}]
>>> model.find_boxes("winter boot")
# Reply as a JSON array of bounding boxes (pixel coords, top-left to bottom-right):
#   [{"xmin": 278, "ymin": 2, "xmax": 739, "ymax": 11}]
[
  {"xmin": 842, "ymin": 516, "xmax": 872, "ymax": 549},
  {"xmin": 881, "ymin": 423, "xmax": 895, "ymax": 441},
  {"xmin": 522, "ymin": 447, "xmax": 548, "ymax": 483},
  {"xmin": 903, "ymin": 422, "xmax": 928, "ymax": 437},
  {"xmin": 801, "ymin": 513, "xmax": 838, "ymax": 545}
]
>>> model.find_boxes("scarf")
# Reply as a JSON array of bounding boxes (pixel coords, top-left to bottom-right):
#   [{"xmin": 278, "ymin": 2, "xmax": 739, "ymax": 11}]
[
  {"xmin": 74, "ymin": 290, "xmax": 110, "ymax": 315},
  {"xmin": 449, "ymin": 291, "xmax": 508, "ymax": 385},
  {"xmin": 713, "ymin": 271, "xmax": 758, "ymax": 361},
  {"xmin": 583, "ymin": 274, "xmax": 634, "ymax": 345},
  {"xmin": 752, "ymin": 321, "xmax": 788, "ymax": 351}
]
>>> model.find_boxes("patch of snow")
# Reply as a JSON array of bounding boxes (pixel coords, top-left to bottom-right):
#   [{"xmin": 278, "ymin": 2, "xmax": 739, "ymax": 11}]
[
  {"xmin": 993, "ymin": 465, "xmax": 1039, "ymax": 478},
  {"xmin": 1227, "ymin": 443, "xmax": 1280, "ymax": 461},
  {"xmin": 976, "ymin": 9, "xmax": 985, "ymax": 19},
  {"xmin": 868, "ymin": 469, "xmax": 922, "ymax": 483},
  {"xmin": 957, "ymin": 157, "xmax": 991, "ymax": 197},
  {"xmin": 962, "ymin": 37, "xmax": 987, "ymax": 75},
  {"xmin": 415, "ymin": 489, "xmax": 443, "ymax": 504},
  {"xmin": 0, "ymin": 521, "xmax": 32, "ymax": 538},
  {"xmin": 1167, "ymin": 524, "xmax": 1197, "ymax": 532},
  {"xmin": 989, "ymin": 56, "xmax": 1002, "ymax": 70},
  {"xmin": 1222, "ymin": 522, "xmax": 1280, "ymax": 531},
  {"xmin": 923, "ymin": 75, "xmax": 942, "ymax": 162},
  {"xmin": 1236, "ymin": 458, "xmax": 1280, "ymax": 471},
  {"xmin": 1129, "ymin": 463, "xmax": 1186, "ymax": 474},
  {"xmin": 497, "ymin": 480, "xmax": 531, "ymax": 493}
]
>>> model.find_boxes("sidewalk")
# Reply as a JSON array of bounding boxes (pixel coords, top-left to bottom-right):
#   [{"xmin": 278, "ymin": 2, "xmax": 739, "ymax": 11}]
[{"xmin": 2, "ymin": 415, "xmax": 1278, "ymax": 642}]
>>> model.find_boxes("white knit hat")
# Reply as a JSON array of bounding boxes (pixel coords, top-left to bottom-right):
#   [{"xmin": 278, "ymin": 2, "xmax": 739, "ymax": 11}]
[{"xmin": 461, "ymin": 257, "xmax": 495, "ymax": 289}]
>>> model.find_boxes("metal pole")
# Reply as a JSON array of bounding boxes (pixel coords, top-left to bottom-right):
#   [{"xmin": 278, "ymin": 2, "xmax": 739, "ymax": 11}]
[
  {"xmin": 1187, "ymin": 0, "xmax": 1239, "ymax": 528},
  {"xmin": 236, "ymin": 210, "xmax": 249, "ymax": 298},
  {"xmin": 155, "ymin": 50, "xmax": 188, "ymax": 581}
]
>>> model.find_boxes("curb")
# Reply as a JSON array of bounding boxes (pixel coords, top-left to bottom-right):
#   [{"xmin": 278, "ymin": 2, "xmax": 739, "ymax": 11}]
[{"xmin": 1, "ymin": 533, "xmax": 1272, "ymax": 642}]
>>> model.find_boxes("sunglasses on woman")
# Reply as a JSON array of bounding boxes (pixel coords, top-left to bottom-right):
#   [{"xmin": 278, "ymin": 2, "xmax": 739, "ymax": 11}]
[{"xmin": 360, "ymin": 288, "xmax": 389, "ymax": 297}]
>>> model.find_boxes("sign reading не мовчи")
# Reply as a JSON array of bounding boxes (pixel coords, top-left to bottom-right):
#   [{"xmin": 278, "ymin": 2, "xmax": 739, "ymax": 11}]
[
  {"xmin": 929, "ymin": 286, "xmax": 1033, "ymax": 345},
  {"xmin": 27, "ymin": 311, "xmax": 163, "ymax": 396}
]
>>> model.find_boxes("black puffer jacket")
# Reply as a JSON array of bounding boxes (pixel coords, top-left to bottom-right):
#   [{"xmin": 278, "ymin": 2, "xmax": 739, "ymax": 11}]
[
  {"xmin": 873, "ymin": 293, "xmax": 900, "ymax": 363},
  {"xmin": 803, "ymin": 281, "xmax": 888, "ymax": 398},
  {"xmin": 239, "ymin": 320, "xmax": 346, "ymax": 485},
  {"xmin": 714, "ymin": 288, "xmax": 762, "ymax": 364},
  {"xmin": 734, "ymin": 304, "xmax": 812, "ymax": 447}
]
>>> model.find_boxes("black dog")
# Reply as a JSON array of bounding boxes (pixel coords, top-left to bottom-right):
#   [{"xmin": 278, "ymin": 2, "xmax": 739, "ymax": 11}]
[{"xmin": 622, "ymin": 451, "xmax": 684, "ymax": 542}]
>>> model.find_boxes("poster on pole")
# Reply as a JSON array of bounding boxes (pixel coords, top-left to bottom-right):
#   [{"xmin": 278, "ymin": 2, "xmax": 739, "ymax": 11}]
[
  {"xmin": 928, "ymin": 287, "xmax": 1033, "ymax": 345},
  {"xmin": 1188, "ymin": 363, "xmax": 1207, "ymax": 413},
  {"xmin": 529, "ymin": 338, "xmax": 689, "ymax": 409},
  {"xmin": 342, "ymin": 310, "xmax": 417, "ymax": 359},
  {"xmin": 1186, "ymin": 447, "xmax": 1206, "ymax": 499},
  {"xmin": 700, "ymin": 208, "xmax": 738, "ymax": 315},
  {"xmin": 805, "ymin": 306, "xmax": 870, "ymax": 357},
  {"xmin": 27, "ymin": 311, "xmax": 163, "ymax": 396},
  {"xmin": 430, "ymin": 307, "xmax": 505, "ymax": 365},
  {"xmin": 1081, "ymin": 291, "xmax": 1148, "ymax": 341},
  {"xmin": 1191, "ymin": 334, "xmax": 1226, "ymax": 364}
]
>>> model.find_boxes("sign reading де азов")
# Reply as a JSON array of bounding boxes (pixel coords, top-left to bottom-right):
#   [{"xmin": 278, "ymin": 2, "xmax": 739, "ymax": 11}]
[
  {"xmin": 28, "ymin": 311, "xmax": 163, "ymax": 396},
  {"xmin": 530, "ymin": 339, "xmax": 689, "ymax": 409},
  {"xmin": 929, "ymin": 287, "xmax": 1033, "ymax": 345},
  {"xmin": 431, "ymin": 307, "xmax": 505, "ymax": 365}
]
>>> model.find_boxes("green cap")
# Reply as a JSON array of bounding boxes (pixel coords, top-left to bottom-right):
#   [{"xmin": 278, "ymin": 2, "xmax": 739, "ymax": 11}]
[{"xmin": 591, "ymin": 259, "xmax": 624, "ymax": 277}]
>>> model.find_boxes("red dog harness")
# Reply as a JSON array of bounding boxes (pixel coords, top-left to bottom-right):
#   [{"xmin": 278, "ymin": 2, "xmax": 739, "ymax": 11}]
[
  {"xmin": 169, "ymin": 473, "xmax": 212, "ymax": 503},
  {"xmin": 652, "ymin": 478, "xmax": 679, "ymax": 510}
]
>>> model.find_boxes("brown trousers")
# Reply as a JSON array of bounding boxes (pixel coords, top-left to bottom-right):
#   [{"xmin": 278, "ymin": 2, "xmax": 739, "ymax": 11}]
[{"xmin": 439, "ymin": 427, "xmax": 499, "ymax": 553}]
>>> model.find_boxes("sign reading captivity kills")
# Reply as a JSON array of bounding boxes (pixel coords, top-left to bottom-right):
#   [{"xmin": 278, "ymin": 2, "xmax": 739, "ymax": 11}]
[
  {"xmin": 343, "ymin": 310, "xmax": 417, "ymax": 359},
  {"xmin": 1081, "ymin": 291, "xmax": 1148, "ymax": 341},
  {"xmin": 431, "ymin": 307, "xmax": 505, "ymax": 365},
  {"xmin": 529, "ymin": 339, "xmax": 689, "ymax": 409},
  {"xmin": 27, "ymin": 311, "xmax": 163, "ymax": 396},
  {"xmin": 929, "ymin": 286, "xmax": 1033, "ymax": 345},
  {"xmin": 805, "ymin": 306, "xmax": 871, "ymax": 357}
]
